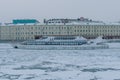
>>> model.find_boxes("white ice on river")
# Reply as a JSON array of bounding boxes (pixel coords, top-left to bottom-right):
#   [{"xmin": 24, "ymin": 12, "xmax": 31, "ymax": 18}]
[{"xmin": 0, "ymin": 43, "xmax": 120, "ymax": 80}]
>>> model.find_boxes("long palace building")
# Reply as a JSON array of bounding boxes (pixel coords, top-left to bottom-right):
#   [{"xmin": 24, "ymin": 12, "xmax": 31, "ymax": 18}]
[{"xmin": 0, "ymin": 18, "xmax": 120, "ymax": 41}]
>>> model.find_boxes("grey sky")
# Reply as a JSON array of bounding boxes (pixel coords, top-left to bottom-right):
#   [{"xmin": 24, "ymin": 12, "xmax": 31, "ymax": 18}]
[{"xmin": 0, "ymin": 0, "xmax": 120, "ymax": 23}]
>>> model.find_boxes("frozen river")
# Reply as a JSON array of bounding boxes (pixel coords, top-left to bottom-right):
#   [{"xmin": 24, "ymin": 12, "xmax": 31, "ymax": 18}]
[{"xmin": 0, "ymin": 43, "xmax": 120, "ymax": 80}]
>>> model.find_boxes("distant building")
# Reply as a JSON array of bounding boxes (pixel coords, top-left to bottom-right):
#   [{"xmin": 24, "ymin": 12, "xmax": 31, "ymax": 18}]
[
  {"xmin": 44, "ymin": 19, "xmax": 69, "ymax": 24},
  {"xmin": 43, "ymin": 17, "xmax": 104, "ymax": 25},
  {"xmin": 0, "ymin": 18, "xmax": 120, "ymax": 41}
]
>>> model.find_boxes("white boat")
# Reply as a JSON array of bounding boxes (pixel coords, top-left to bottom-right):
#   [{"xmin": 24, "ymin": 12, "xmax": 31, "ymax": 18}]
[{"xmin": 12, "ymin": 36, "xmax": 109, "ymax": 50}]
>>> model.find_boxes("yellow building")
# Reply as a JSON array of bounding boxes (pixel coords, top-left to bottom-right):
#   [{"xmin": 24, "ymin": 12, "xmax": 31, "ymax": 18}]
[{"xmin": 0, "ymin": 24, "xmax": 120, "ymax": 41}]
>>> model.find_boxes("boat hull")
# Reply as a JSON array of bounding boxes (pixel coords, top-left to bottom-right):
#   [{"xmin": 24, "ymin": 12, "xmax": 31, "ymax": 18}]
[{"xmin": 13, "ymin": 44, "xmax": 109, "ymax": 50}]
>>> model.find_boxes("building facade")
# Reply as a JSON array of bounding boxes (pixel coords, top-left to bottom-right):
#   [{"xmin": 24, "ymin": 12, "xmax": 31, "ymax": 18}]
[{"xmin": 0, "ymin": 24, "xmax": 120, "ymax": 41}]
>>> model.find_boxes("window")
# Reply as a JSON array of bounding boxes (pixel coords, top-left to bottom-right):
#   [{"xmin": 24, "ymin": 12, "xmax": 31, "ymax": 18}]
[{"xmin": 31, "ymin": 32, "xmax": 33, "ymax": 34}]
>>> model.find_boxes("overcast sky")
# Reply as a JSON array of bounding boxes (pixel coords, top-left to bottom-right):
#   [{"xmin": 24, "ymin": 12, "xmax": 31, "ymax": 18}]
[{"xmin": 0, "ymin": 0, "xmax": 120, "ymax": 23}]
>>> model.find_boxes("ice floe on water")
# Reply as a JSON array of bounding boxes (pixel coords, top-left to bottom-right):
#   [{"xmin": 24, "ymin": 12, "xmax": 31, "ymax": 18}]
[{"xmin": 0, "ymin": 43, "xmax": 120, "ymax": 80}]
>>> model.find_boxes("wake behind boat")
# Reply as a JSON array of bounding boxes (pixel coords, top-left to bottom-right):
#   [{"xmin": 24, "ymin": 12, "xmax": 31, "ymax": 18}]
[{"xmin": 12, "ymin": 36, "xmax": 109, "ymax": 50}]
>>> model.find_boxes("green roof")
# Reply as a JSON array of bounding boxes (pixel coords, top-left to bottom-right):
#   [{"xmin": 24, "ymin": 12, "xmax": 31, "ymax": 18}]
[{"xmin": 13, "ymin": 19, "xmax": 39, "ymax": 24}]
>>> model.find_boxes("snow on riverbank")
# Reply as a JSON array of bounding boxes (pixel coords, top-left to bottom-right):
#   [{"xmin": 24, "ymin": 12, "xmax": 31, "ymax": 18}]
[{"xmin": 0, "ymin": 43, "xmax": 120, "ymax": 80}]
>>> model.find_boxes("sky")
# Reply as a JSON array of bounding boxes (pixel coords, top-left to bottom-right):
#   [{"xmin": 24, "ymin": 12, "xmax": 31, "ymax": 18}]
[{"xmin": 0, "ymin": 0, "xmax": 120, "ymax": 23}]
